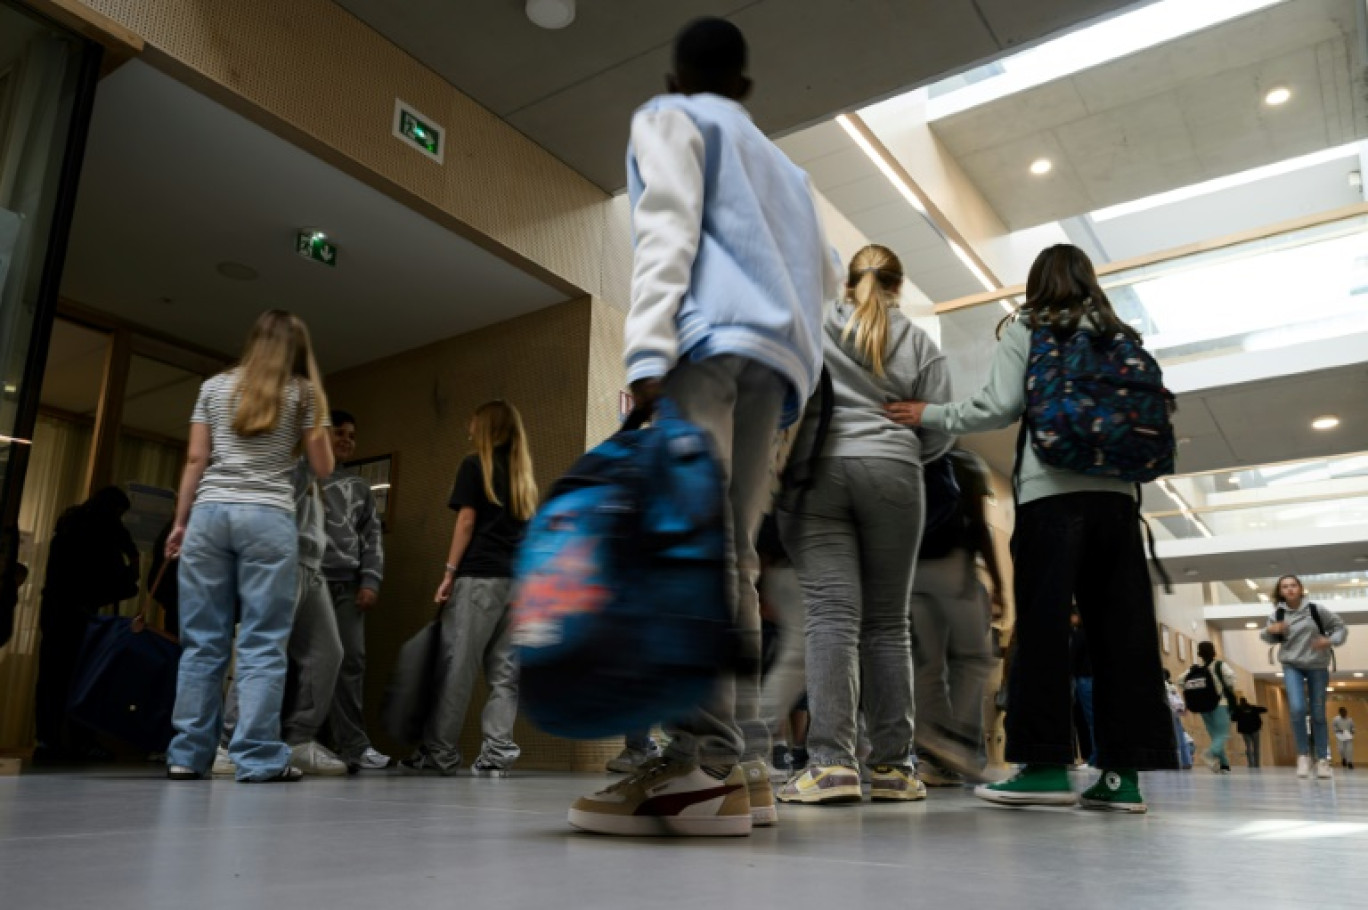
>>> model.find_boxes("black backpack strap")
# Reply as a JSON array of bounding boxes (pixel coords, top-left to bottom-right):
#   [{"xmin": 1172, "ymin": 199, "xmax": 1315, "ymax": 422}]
[
  {"xmin": 781, "ymin": 367, "xmax": 833, "ymax": 497},
  {"xmin": 1308, "ymin": 603, "xmax": 1337, "ymax": 671},
  {"xmin": 1136, "ymin": 483, "xmax": 1173, "ymax": 594}
]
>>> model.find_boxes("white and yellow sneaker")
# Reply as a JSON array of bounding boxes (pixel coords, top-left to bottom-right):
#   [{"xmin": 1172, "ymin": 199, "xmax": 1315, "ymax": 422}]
[
  {"xmin": 568, "ymin": 758, "xmax": 752, "ymax": 836},
  {"xmin": 775, "ymin": 764, "xmax": 863, "ymax": 805},
  {"xmin": 869, "ymin": 764, "xmax": 928, "ymax": 802}
]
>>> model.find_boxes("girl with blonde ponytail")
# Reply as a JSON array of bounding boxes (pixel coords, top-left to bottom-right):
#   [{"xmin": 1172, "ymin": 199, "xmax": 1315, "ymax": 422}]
[
  {"xmin": 775, "ymin": 243, "xmax": 954, "ymax": 807},
  {"xmin": 165, "ymin": 309, "xmax": 335, "ymax": 782},
  {"xmin": 404, "ymin": 400, "xmax": 538, "ymax": 776}
]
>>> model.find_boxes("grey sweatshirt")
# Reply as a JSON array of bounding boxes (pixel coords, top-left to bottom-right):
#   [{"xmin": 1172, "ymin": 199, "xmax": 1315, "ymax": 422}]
[
  {"xmin": 291, "ymin": 460, "xmax": 325, "ymax": 572},
  {"xmin": 921, "ymin": 317, "xmax": 1135, "ymax": 505},
  {"xmin": 1259, "ymin": 601, "xmax": 1347, "ymax": 669},
  {"xmin": 789, "ymin": 301, "xmax": 954, "ymax": 469},
  {"xmin": 320, "ymin": 470, "xmax": 385, "ymax": 591}
]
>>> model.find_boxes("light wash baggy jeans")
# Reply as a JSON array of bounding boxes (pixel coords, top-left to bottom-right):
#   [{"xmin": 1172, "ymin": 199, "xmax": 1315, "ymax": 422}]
[
  {"xmin": 422, "ymin": 576, "xmax": 520, "ymax": 773},
  {"xmin": 661, "ymin": 355, "xmax": 786, "ymax": 768},
  {"xmin": 780, "ymin": 457, "xmax": 925, "ymax": 769},
  {"xmin": 168, "ymin": 502, "xmax": 298, "ymax": 780}
]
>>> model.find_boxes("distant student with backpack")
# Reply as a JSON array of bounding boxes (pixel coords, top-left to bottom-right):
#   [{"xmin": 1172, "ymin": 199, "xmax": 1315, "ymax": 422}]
[
  {"xmin": 909, "ymin": 448, "xmax": 1004, "ymax": 786},
  {"xmin": 567, "ymin": 18, "xmax": 840, "ymax": 836},
  {"xmin": 1233, "ymin": 697, "xmax": 1268, "ymax": 768},
  {"xmin": 890, "ymin": 244, "xmax": 1178, "ymax": 814},
  {"xmin": 165, "ymin": 310, "xmax": 334, "ymax": 782},
  {"xmin": 1333, "ymin": 708, "xmax": 1354, "ymax": 770},
  {"xmin": 401, "ymin": 400, "xmax": 537, "ymax": 777},
  {"xmin": 1184, "ymin": 641, "xmax": 1237, "ymax": 774},
  {"xmin": 776, "ymin": 243, "xmax": 952, "ymax": 806},
  {"xmin": 1260, "ymin": 574, "xmax": 1347, "ymax": 779}
]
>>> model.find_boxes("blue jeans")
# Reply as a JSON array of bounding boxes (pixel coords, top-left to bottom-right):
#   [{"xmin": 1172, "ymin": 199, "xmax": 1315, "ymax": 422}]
[
  {"xmin": 1283, "ymin": 665, "xmax": 1330, "ymax": 759},
  {"xmin": 168, "ymin": 503, "xmax": 299, "ymax": 780},
  {"xmin": 1172, "ymin": 711, "xmax": 1192, "ymax": 768}
]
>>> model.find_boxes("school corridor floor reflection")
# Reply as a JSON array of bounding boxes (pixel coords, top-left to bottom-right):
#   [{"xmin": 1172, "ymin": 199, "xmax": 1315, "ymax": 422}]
[{"xmin": 3, "ymin": 766, "xmax": 1365, "ymax": 908}]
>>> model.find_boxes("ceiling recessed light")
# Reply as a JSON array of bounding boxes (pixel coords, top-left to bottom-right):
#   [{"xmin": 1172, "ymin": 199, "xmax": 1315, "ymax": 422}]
[
  {"xmin": 1356, "ymin": 556, "xmax": 1368, "ymax": 564},
  {"xmin": 1276, "ymin": 672, "xmax": 1284, "ymax": 677},
  {"xmin": 1312, "ymin": 415, "xmax": 1340, "ymax": 430},
  {"xmin": 216, "ymin": 261, "xmax": 259, "ymax": 282},
  {"xmin": 1264, "ymin": 87, "xmax": 1291, "ymax": 106},
  {"xmin": 1356, "ymin": 673, "xmax": 1365, "ymax": 678},
  {"xmin": 1029, "ymin": 158, "xmax": 1053, "ymax": 175},
  {"xmin": 1245, "ymin": 622, "xmax": 1259, "ymax": 629},
  {"xmin": 526, "ymin": 0, "xmax": 575, "ymax": 29}
]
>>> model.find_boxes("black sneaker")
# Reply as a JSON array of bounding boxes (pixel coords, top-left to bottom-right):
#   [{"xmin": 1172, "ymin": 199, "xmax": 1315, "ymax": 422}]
[
  {"xmin": 239, "ymin": 766, "xmax": 303, "ymax": 783},
  {"xmin": 167, "ymin": 765, "xmax": 202, "ymax": 781},
  {"xmin": 471, "ymin": 759, "xmax": 511, "ymax": 778}
]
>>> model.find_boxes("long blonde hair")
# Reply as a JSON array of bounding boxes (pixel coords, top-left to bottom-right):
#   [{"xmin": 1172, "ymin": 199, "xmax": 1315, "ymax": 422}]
[
  {"xmin": 233, "ymin": 310, "xmax": 329, "ymax": 437},
  {"xmin": 842, "ymin": 244, "xmax": 903, "ymax": 378},
  {"xmin": 471, "ymin": 400, "xmax": 537, "ymax": 521}
]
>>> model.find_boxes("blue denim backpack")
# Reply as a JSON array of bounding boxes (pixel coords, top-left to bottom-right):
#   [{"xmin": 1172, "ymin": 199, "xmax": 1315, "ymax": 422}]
[
  {"xmin": 1021, "ymin": 325, "xmax": 1176, "ymax": 483},
  {"xmin": 510, "ymin": 399, "xmax": 731, "ymax": 738}
]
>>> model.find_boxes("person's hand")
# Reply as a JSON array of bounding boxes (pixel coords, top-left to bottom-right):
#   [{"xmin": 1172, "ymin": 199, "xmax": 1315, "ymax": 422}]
[
  {"xmin": 357, "ymin": 588, "xmax": 379, "ymax": 612},
  {"xmin": 1267, "ymin": 621, "xmax": 1289, "ymax": 636},
  {"xmin": 435, "ymin": 574, "xmax": 454, "ymax": 605},
  {"xmin": 884, "ymin": 400, "xmax": 928, "ymax": 428},
  {"xmin": 165, "ymin": 525, "xmax": 186, "ymax": 560},
  {"xmin": 990, "ymin": 589, "xmax": 1007, "ymax": 621},
  {"xmin": 629, "ymin": 378, "xmax": 664, "ymax": 412},
  {"xmin": 1312, "ymin": 635, "xmax": 1333, "ymax": 652}
]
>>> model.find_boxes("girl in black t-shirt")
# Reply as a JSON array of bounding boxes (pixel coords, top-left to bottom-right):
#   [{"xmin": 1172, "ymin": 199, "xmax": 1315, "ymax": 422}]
[{"xmin": 400, "ymin": 401, "xmax": 538, "ymax": 776}]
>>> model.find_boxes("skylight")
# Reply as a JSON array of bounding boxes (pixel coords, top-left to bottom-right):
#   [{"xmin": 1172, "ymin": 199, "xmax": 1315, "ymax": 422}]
[{"xmin": 926, "ymin": 0, "xmax": 1287, "ymax": 121}]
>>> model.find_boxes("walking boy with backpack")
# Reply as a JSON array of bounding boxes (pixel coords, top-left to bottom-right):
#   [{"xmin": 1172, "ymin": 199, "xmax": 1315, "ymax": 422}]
[{"xmin": 566, "ymin": 16, "xmax": 840, "ymax": 836}]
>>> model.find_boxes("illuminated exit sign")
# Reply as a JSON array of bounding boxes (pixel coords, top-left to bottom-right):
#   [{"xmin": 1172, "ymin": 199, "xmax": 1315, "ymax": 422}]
[{"xmin": 393, "ymin": 100, "xmax": 444, "ymax": 164}]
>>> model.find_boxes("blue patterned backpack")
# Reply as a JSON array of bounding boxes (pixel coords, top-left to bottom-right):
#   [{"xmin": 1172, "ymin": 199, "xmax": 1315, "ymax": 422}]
[
  {"xmin": 1022, "ymin": 324, "xmax": 1176, "ymax": 483},
  {"xmin": 509, "ymin": 399, "xmax": 731, "ymax": 739}
]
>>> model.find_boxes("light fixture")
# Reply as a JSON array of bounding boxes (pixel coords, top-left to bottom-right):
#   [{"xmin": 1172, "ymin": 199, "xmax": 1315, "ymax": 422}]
[
  {"xmin": 526, "ymin": 0, "xmax": 575, "ymax": 29},
  {"xmin": 1245, "ymin": 579, "xmax": 1259, "ymax": 591},
  {"xmin": 1245, "ymin": 622, "xmax": 1259, "ymax": 629},
  {"xmin": 2, "ymin": 383, "xmax": 15, "ymax": 394},
  {"xmin": 836, "ymin": 114, "xmax": 927, "ymax": 214},
  {"xmin": 1312, "ymin": 416, "xmax": 1340, "ymax": 431},
  {"xmin": 1277, "ymin": 672, "xmax": 1284, "ymax": 677},
  {"xmin": 1328, "ymin": 687, "xmax": 1336, "ymax": 692},
  {"xmin": 1356, "ymin": 556, "xmax": 1368, "ymax": 565},
  {"xmin": 0, "ymin": 435, "xmax": 32, "ymax": 446},
  {"xmin": 1264, "ymin": 87, "xmax": 1291, "ymax": 106},
  {"xmin": 1184, "ymin": 568, "xmax": 1199, "ymax": 577},
  {"xmin": 1029, "ymin": 158, "xmax": 1053, "ymax": 176},
  {"xmin": 1356, "ymin": 673, "xmax": 1365, "ymax": 678},
  {"xmin": 1258, "ymin": 593, "xmax": 1271, "ymax": 602}
]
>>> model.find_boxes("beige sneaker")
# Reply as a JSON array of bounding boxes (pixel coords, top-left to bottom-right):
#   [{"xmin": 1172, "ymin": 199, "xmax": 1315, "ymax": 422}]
[
  {"xmin": 869, "ymin": 764, "xmax": 928, "ymax": 802},
  {"xmin": 568, "ymin": 758, "xmax": 752, "ymax": 836},
  {"xmin": 212, "ymin": 747, "xmax": 235, "ymax": 777},
  {"xmin": 740, "ymin": 760, "xmax": 778, "ymax": 826}
]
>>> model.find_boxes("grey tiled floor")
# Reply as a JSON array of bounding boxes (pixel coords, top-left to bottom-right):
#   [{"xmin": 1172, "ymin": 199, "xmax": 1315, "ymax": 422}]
[{"xmin": 2, "ymin": 765, "xmax": 1365, "ymax": 909}]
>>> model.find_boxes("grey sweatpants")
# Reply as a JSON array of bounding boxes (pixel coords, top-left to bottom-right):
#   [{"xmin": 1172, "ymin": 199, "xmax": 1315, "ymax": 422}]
[
  {"xmin": 223, "ymin": 566, "xmax": 343, "ymax": 746},
  {"xmin": 327, "ymin": 581, "xmax": 373, "ymax": 761},
  {"xmin": 909, "ymin": 547, "xmax": 994, "ymax": 760},
  {"xmin": 421, "ymin": 576, "xmax": 520, "ymax": 772},
  {"xmin": 662, "ymin": 355, "xmax": 786, "ymax": 767},
  {"xmin": 780, "ymin": 457, "xmax": 924, "ymax": 768}
]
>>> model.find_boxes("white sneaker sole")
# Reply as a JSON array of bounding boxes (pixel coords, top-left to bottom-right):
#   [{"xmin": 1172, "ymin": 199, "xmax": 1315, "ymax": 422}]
[
  {"xmin": 871, "ymin": 786, "xmax": 928, "ymax": 802},
  {"xmin": 1079, "ymin": 797, "xmax": 1148, "ymax": 814},
  {"xmin": 775, "ymin": 784, "xmax": 863, "ymax": 805},
  {"xmin": 355, "ymin": 758, "xmax": 392, "ymax": 770},
  {"xmin": 974, "ymin": 785, "xmax": 1078, "ymax": 807},
  {"xmin": 567, "ymin": 808, "xmax": 752, "ymax": 837},
  {"xmin": 751, "ymin": 803, "xmax": 778, "ymax": 826}
]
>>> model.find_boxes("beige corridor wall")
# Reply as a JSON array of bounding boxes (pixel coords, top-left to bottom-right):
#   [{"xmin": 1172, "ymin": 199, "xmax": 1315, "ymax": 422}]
[
  {"xmin": 324, "ymin": 297, "xmax": 620, "ymax": 770},
  {"xmin": 74, "ymin": 0, "xmax": 627, "ymax": 308}
]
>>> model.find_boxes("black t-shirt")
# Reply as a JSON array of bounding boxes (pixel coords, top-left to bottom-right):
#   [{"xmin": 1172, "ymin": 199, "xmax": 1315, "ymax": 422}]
[{"xmin": 448, "ymin": 446, "xmax": 527, "ymax": 578}]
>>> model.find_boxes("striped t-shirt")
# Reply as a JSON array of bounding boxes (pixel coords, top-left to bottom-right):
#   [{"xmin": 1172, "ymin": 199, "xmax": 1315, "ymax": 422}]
[{"xmin": 192, "ymin": 369, "xmax": 324, "ymax": 512}]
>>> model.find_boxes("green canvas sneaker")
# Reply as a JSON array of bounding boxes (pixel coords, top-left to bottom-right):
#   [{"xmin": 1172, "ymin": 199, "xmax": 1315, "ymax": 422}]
[
  {"xmin": 1079, "ymin": 770, "xmax": 1147, "ymax": 814},
  {"xmin": 974, "ymin": 764, "xmax": 1077, "ymax": 807}
]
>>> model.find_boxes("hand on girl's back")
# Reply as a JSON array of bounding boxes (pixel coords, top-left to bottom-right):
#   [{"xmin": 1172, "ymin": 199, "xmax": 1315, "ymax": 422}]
[{"xmin": 884, "ymin": 400, "xmax": 926, "ymax": 427}]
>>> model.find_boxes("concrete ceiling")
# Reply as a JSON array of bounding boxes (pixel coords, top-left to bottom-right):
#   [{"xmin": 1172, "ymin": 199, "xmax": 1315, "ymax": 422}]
[
  {"xmin": 61, "ymin": 61, "xmax": 569, "ymax": 375},
  {"xmin": 332, "ymin": 0, "xmax": 1149, "ymax": 191},
  {"xmin": 930, "ymin": 0, "xmax": 1368, "ymax": 229}
]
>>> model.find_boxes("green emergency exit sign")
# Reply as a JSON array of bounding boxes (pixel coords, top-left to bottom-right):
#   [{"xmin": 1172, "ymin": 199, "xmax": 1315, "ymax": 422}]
[
  {"xmin": 297, "ymin": 231, "xmax": 337, "ymax": 267},
  {"xmin": 393, "ymin": 100, "xmax": 445, "ymax": 164}
]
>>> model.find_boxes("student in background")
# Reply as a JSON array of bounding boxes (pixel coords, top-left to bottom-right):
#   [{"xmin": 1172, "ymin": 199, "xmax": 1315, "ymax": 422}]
[
  {"xmin": 1191, "ymin": 641, "xmax": 1237, "ymax": 775},
  {"xmin": 320, "ymin": 410, "xmax": 389, "ymax": 770},
  {"xmin": 401, "ymin": 401, "xmax": 536, "ymax": 778},
  {"xmin": 1233, "ymin": 697, "xmax": 1268, "ymax": 769},
  {"xmin": 1333, "ymin": 708, "xmax": 1355, "ymax": 770},
  {"xmin": 165, "ymin": 310, "xmax": 333, "ymax": 782},
  {"xmin": 1261, "ymin": 574, "xmax": 1347, "ymax": 780}
]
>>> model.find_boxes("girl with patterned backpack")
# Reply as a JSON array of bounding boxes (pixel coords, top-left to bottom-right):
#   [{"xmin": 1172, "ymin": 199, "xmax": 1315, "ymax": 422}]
[{"xmin": 888, "ymin": 244, "xmax": 1178, "ymax": 814}]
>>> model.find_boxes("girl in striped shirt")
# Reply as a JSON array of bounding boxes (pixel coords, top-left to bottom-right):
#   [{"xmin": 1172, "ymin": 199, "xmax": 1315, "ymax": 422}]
[{"xmin": 165, "ymin": 310, "xmax": 334, "ymax": 782}]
